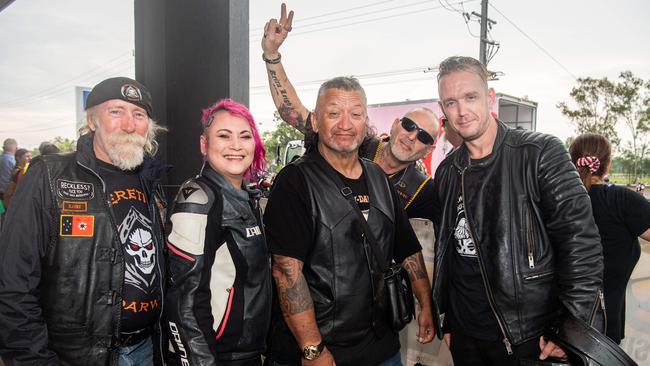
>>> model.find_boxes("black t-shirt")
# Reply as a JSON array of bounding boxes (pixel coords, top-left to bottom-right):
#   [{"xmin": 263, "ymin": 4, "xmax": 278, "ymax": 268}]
[
  {"xmin": 264, "ymin": 155, "xmax": 421, "ymax": 365},
  {"xmin": 264, "ymin": 164, "xmax": 421, "ymax": 264},
  {"xmin": 97, "ymin": 160, "xmax": 159, "ymax": 334},
  {"xmin": 447, "ymin": 192, "xmax": 500, "ymax": 341},
  {"xmin": 589, "ymin": 184, "xmax": 650, "ymax": 342}
]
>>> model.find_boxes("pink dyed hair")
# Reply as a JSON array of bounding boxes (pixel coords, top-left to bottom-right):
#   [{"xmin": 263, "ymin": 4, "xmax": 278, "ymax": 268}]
[{"xmin": 200, "ymin": 99, "xmax": 266, "ymax": 181}]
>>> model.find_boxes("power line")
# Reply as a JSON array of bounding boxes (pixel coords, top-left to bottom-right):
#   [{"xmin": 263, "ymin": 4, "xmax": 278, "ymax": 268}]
[
  {"xmin": 0, "ymin": 118, "xmax": 74, "ymax": 134},
  {"xmin": 249, "ymin": 0, "xmax": 396, "ymax": 33},
  {"xmin": 0, "ymin": 51, "xmax": 133, "ymax": 107},
  {"xmin": 250, "ymin": 0, "xmax": 435, "ymax": 39},
  {"xmin": 251, "ymin": 0, "xmax": 479, "ymax": 43},
  {"xmin": 250, "ymin": 65, "xmax": 435, "ymax": 91},
  {"xmin": 488, "ymin": 3, "xmax": 577, "ymax": 79},
  {"xmin": 251, "ymin": 71, "xmax": 437, "ymax": 95},
  {"xmin": 0, "ymin": 56, "xmax": 135, "ymax": 109}
]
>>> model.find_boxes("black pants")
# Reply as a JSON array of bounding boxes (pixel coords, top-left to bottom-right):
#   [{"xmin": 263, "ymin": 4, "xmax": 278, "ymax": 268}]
[{"xmin": 449, "ymin": 330, "xmax": 541, "ymax": 366}]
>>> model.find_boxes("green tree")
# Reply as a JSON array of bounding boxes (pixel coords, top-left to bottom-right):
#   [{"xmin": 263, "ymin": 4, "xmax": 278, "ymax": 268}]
[
  {"xmin": 557, "ymin": 77, "xmax": 620, "ymax": 145},
  {"xmin": 609, "ymin": 71, "xmax": 650, "ymax": 180},
  {"xmin": 262, "ymin": 111, "xmax": 304, "ymax": 172},
  {"xmin": 53, "ymin": 136, "xmax": 76, "ymax": 153}
]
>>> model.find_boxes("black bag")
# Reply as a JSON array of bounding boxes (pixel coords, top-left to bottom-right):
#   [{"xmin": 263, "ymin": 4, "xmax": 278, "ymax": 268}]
[
  {"xmin": 383, "ymin": 263, "xmax": 415, "ymax": 330},
  {"xmin": 314, "ymin": 155, "xmax": 415, "ymax": 331}
]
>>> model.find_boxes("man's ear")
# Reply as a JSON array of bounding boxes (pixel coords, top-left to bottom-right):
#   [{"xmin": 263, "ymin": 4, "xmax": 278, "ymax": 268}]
[
  {"xmin": 392, "ymin": 117, "xmax": 400, "ymax": 129},
  {"xmin": 86, "ymin": 113, "xmax": 97, "ymax": 131},
  {"xmin": 488, "ymin": 87, "xmax": 496, "ymax": 109},
  {"xmin": 311, "ymin": 111, "xmax": 320, "ymax": 133}
]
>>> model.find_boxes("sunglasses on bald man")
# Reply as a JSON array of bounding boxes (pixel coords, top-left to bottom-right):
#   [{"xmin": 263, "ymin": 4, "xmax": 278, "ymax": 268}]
[{"xmin": 400, "ymin": 117, "xmax": 435, "ymax": 145}]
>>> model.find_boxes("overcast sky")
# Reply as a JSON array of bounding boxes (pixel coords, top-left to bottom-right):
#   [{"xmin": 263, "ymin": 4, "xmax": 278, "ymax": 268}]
[{"xmin": 1, "ymin": 0, "xmax": 649, "ymax": 149}]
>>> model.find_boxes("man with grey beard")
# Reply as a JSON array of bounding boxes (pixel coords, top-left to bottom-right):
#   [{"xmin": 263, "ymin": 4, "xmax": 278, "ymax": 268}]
[{"xmin": 0, "ymin": 77, "xmax": 169, "ymax": 366}]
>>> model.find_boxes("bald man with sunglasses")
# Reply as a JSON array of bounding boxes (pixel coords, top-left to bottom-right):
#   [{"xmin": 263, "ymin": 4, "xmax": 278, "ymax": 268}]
[{"xmin": 262, "ymin": 4, "xmax": 440, "ymax": 221}]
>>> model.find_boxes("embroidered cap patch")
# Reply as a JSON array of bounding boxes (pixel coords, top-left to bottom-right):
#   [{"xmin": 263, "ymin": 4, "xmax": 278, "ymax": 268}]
[
  {"xmin": 121, "ymin": 84, "xmax": 143, "ymax": 102},
  {"xmin": 60, "ymin": 215, "xmax": 95, "ymax": 237}
]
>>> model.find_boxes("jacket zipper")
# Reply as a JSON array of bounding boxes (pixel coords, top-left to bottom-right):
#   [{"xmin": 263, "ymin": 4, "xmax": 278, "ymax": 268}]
[
  {"xmin": 523, "ymin": 271, "xmax": 553, "ymax": 281},
  {"xmin": 526, "ymin": 208, "xmax": 535, "ymax": 269},
  {"xmin": 148, "ymin": 186, "xmax": 166, "ymax": 363},
  {"xmin": 78, "ymin": 161, "xmax": 124, "ymax": 366},
  {"xmin": 589, "ymin": 289, "xmax": 607, "ymax": 331},
  {"xmin": 461, "ymin": 168, "xmax": 513, "ymax": 355}
]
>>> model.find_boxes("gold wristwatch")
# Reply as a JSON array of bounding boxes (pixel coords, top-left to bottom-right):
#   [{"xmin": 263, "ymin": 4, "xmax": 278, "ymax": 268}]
[{"xmin": 302, "ymin": 342, "xmax": 325, "ymax": 361}]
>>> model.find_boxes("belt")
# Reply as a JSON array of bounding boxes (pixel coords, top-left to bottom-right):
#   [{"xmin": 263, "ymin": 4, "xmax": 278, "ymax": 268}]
[{"xmin": 119, "ymin": 327, "xmax": 151, "ymax": 347}]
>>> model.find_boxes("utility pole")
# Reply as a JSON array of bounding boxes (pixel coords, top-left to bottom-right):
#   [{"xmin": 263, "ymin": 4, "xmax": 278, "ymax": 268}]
[
  {"xmin": 479, "ymin": 0, "xmax": 489, "ymax": 65},
  {"xmin": 471, "ymin": 0, "xmax": 497, "ymax": 67}
]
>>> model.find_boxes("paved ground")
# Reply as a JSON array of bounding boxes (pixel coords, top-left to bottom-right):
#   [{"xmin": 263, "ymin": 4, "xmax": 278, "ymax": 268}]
[{"xmin": 620, "ymin": 237, "xmax": 650, "ymax": 365}]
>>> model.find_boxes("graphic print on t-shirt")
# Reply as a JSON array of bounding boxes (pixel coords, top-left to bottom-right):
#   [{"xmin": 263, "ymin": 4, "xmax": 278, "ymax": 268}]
[
  {"xmin": 97, "ymin": 159, "xmax": 159, "ymax": 332},
  {"xmin": 118, "ymin": 206, "xmax": 156, "ymax": 292},
  {"xmin": 354, "ymin": 193, "xmax": 370, "ymax": 220},
  {"xmin": 454, "ymin": 194, "xmax": 476, "ymax": 257}
]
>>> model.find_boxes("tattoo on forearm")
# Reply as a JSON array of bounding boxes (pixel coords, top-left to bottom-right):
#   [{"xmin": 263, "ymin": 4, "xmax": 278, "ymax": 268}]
[
  {"xmin": 268, "ymin": 69, "xmax": 305, "ymax": 132},
  {"xmin": 403, "ymin": 252, "xmax": 427, "ymax": 281},
  {"xmin": 273, "ymin": 255, "xmax": 314, "ymax": 316}
]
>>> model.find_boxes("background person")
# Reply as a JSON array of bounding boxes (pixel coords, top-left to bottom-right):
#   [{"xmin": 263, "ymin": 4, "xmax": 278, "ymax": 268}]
[
  {"xmin": 569, "ymin": 133, "xmax": 650, "ymax": 344},
  {"xmin": 0, "ymin": 138, "xmax": 17, "ymax": 200},
  {"xmin": 38, "ymin": 141, "xmax": 61, "ymax": 155},
  {"xmin": 2, "ymin": 148, "xmax": 31, "ymax": 209},
  {"xmin": 165, "ymin": 99, "xmax": 272, "ymax": 366}
]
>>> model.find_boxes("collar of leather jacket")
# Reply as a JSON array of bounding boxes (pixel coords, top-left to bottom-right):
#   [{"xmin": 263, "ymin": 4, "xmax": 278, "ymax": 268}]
[
  {"xmin": 200, "ymin": 162, "xmax": 261, "ymax": 203},
  {"xmin": 451, "ymin": 119, "xmax": 510, "ymax": 170}
]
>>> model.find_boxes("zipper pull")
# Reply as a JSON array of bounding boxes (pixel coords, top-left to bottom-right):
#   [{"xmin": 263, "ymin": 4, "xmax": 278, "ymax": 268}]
[
  {"xmin": 503, "ymin": 337, "xmax": 513, "ymax": 355},
  {"xmin": 599, "ymin": 291, "xmax": 606, "ymax": 311},
  {"xmin": 528, "ymin": 253, "xmax": 535, "ymax": 269}
]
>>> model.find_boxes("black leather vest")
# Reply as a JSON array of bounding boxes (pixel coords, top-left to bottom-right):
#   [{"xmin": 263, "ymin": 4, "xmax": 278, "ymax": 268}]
[
  {"xmin": 38, "ymin": 142, "xmax": 166, "ymax": 366},
  {"xmin": 295, "ymin": 153, "xmax": 396, "ymax": 344}
]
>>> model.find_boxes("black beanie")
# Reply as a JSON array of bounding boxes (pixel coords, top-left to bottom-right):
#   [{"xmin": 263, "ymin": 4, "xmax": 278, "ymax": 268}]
[{"xmin": 85, "ymin": 77, "xmax": 154, "ymax": 117}]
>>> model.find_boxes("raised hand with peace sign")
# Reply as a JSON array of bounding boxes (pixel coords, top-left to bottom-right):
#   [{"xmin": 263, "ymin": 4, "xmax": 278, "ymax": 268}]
[{"xmin": 262, "ymin": 3, "xmax": 294, "ymax": 62}]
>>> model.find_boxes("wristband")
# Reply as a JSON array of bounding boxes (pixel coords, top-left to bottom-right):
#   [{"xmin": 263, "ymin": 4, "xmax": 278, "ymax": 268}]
[{"xmin": 262, "ymin": 53, "xmax": 282, "ymax": 64}]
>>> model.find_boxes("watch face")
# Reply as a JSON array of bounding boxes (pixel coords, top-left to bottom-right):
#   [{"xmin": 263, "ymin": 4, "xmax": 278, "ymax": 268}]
[{"xmin": 303, "ymin": 345, "xmax": 320, "ymax": 360}]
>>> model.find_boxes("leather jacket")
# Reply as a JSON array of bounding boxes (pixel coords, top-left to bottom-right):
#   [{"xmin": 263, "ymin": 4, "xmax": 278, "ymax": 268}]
[
  {"xmin": 165, "ymin": 164, "xmax": 272, "ymax": 365},
  {"xmin": 0, "ymin": 133, "xmax": 168, "ymax": 365},
  {"xmin": 431, "ymin": 122, "xmax": 605, "ymax": 351}
]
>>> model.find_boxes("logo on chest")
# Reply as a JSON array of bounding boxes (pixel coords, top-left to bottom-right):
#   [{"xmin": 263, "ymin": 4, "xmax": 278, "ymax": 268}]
[
  {"xmin": 56, "ymin": 179, "xmax": 95, "ymax": 200},
  {"xmin": 245, "ymin": 225, "xmax": 262, "ymax": 238}
]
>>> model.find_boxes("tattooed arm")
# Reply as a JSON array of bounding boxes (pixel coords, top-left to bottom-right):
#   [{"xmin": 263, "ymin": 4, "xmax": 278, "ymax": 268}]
[
  {"xmin": 402, "ymin": 251, "xmax": 435, "ymax": 343},
  {"xmin": 262, "ymin": 4, "xmax": 311, "ymax": 134},
  {"xmin": 272, "ymin": 254, "xmax": 336, "ymax": 365}
]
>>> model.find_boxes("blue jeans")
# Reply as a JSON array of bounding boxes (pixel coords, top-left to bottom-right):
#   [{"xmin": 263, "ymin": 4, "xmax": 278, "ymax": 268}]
[
  {"xmin": 376, "ymin": 352, "xmax": 402, "ymax": 366},
  {"xmin": 117, "ymin": 336, "xmax": 153, "ymax": 366},
  {"xmin": 268, "ymin": 351, "xmax": 402, "ymax": 366}
]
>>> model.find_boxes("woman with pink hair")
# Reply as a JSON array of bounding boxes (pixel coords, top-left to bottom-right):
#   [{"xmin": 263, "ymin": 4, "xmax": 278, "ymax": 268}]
[{"xmin": 165, "ymin": 99, "xmax": 271, "ymax": 365}]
